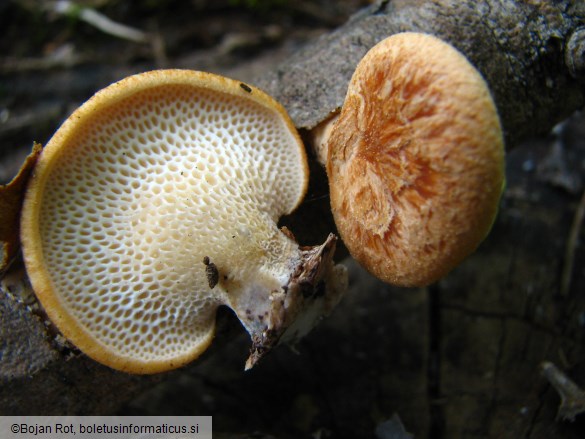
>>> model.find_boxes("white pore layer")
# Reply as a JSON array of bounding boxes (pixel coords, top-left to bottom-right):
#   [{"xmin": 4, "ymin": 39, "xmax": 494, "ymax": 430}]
[{"xmin": 38, "ymin": 83, "xmax": 305, "ymax": 362}]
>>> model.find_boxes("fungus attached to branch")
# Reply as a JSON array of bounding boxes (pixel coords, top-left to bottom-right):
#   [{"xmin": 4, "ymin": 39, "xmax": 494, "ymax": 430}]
[
  {"xmin": 312, "ymin": 32, "xmax": 505, "ymax": 287},
  {"xmin": 0, "ymin": 142, "xmax": 42, "ymax": 272},
  {"xmin": 20, "ymin": 70, "xmax": 346, "ymax": 374}
]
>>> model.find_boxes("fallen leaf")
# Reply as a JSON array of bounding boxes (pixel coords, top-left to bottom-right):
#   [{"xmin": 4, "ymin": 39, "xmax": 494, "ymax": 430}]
[{"xmin": 0, "ymin": 142, "xmax": 42, "ymax": 272}]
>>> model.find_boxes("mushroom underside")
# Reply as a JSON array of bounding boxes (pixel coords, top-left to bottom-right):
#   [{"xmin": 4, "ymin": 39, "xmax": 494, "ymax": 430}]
[{"xmin": 20, "ymin": 70, "xmax": 347, "ymax": 373}]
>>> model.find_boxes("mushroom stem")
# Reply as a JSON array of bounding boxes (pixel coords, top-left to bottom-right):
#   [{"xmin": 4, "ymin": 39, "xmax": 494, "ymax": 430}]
[
  {"xmin": 309, "ymin": 112, "xmax": 339, "ymax": 167},
  {"xmin": 243, "ymin": 233, "xmax": 345, "ymax": 369}
]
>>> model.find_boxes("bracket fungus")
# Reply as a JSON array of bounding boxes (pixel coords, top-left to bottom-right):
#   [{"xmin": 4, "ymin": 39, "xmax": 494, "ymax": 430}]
[
  {"xmin": 20, "ymin": 69, "xmax": 346, "ymax": 374},
  {"xmin": 312, "ymin": 32, "xmax": 505, "ymax": 287}
]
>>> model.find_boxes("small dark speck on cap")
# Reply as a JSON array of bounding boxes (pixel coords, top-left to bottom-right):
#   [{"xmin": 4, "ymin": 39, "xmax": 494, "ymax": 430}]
[{"xmin": 240, "ymin": 83, "xmax": 252, "ymax": 93}]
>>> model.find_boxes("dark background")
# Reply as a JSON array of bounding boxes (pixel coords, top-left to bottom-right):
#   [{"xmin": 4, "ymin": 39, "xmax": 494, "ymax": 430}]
[{"xmin": 1, "ymin": 1, "xmax": 584, "ymax": 438}]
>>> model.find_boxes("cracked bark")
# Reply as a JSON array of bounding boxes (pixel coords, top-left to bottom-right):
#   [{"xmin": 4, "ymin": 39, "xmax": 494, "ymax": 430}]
[{"xmin": 1, "ymin": 1, "xmax": 585, "ymax": 438}]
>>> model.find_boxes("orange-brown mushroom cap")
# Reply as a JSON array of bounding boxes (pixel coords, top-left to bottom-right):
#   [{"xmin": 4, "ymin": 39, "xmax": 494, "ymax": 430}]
[
  {"xmin": 327, "ymin": 33, "xmax": 505, "ymax": 287},
  {"xmin": 20, "ymin": 70, "xmax": 315, "ymax": 373}
]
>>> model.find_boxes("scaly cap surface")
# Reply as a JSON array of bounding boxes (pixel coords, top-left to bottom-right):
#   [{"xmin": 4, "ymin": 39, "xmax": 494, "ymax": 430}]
[{"xmin": 327, "ymin": 33, "xmax": 505, "ymax": 287}]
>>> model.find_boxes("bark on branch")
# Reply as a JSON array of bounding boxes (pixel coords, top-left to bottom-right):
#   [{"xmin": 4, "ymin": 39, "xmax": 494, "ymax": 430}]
[
  {"xmin": 256, "ymin": 0, "xmax": 585, "ymax": 147},
  {"xmin": 1, "ymin": 0, "xmax": 584, "ymax": 416}
]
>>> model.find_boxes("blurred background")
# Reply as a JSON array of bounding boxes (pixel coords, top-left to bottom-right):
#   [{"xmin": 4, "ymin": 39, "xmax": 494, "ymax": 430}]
[
  {"xmin": 0, "ymin": 0, "xmax": 369, "ymax": 182},
  {"xmin": 1, "ymin": 1, "xmax": 584, "ymax": 438}
]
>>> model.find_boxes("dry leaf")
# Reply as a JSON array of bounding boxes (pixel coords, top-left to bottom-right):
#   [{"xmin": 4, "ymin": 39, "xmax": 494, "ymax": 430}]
[{"xmin": 0, "ymin": 142, "xmax": 42, "ymax": 271}]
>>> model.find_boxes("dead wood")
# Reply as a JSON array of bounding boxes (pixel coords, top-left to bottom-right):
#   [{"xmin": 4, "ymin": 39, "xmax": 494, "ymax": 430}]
[{"xmin": 1, "ymin": 2, "xmax": 584, "ymax": 438}]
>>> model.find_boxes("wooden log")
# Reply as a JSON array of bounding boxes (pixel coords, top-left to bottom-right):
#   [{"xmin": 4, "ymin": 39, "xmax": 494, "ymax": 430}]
[{"xmin": 1, "ymin": 3, "xmax": 584, "ymax": 437}]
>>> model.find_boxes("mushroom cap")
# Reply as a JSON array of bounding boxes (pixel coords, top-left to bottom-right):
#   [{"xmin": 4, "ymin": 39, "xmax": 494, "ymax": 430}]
[
  {"xmin": 327, "ymin": 32, "xmax": 505, "ymax": 287},
  {"xmin": 20, "ymin": 69, "xmax": 308, "ymax": 373}
]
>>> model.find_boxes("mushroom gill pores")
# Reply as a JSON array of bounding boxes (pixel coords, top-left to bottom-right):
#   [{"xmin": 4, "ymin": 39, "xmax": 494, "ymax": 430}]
[{"xmin": 20, "ymin": 70, "xmax": 346, "ymax": 374}]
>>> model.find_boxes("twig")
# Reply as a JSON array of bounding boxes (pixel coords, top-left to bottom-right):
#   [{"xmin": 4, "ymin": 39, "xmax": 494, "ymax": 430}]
[
  {"xmin": 148, "ymin": 20, "xmax": 168, "ymax": 68},
  {"xmin": 52, "ymin": 1, "xmax": 149, "ymax": 44},
  {"xmin": 560, "ymin": 188, "xmax": 585, "ymax": 296},
  {"xmin": 541, "ymin": 361, "xmax": 585, "ymax": 421},
  {"xmin": 0, "ymin": 44, "xmax": 82, "ymax": 73}
]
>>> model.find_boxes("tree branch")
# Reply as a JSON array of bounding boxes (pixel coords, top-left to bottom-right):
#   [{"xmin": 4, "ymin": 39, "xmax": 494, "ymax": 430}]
[
  {"xmin": 1, "ymin": 0, "xmax": 584, "ymax": 415},
  {"xmin": 255, "ymin": 0, "xmax": 585, "ymax": 147}
]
